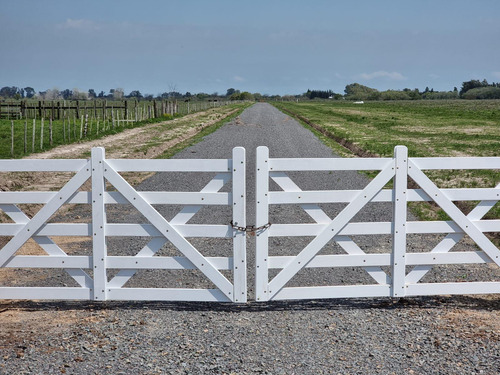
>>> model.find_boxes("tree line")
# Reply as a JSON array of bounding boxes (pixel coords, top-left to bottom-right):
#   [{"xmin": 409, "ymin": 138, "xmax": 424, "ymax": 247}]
[
  {"xmin": 305, "ymin": 79, "xmax": 500, "ymax": 101},
  {"xmin": 0, "ymin": 86, "xmax": 264, "ymax": 102},
  {"xmin": 2, "ymin": 79, "xmax": 499, "ymax": 102}
]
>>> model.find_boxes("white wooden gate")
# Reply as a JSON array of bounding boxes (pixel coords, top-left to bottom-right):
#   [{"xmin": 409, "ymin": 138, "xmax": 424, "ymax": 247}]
[
  {"xmin": 255, "ymin": 146, "xmax": 500, "ymax": 301},
  {"xmin": 1, "ymin": 146, "xmax": 499, "ymax": 303},
  {"xmin": 0, "ymin": 147, "xmax": 246, "ymax": 302}
]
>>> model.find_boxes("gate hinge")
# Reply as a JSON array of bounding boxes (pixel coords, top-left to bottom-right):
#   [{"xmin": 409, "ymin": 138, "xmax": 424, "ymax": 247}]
[{"xmin": 230, "ymin": 221, "xmax": 271, "ymax": 236}]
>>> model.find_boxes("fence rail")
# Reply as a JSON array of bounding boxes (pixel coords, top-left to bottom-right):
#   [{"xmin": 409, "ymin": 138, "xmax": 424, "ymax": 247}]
[{"xmin": 0, "ymin": 99, "xmax": 230, "ymax": 120}]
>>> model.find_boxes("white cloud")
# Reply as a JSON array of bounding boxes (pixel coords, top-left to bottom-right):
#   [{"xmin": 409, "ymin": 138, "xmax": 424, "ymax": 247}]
[
  {"xmin": 233, "ymin": 75, "xmax": 245, "ymax": 82},
  {"xmin": 492, "ymin": 72, "xmax": 500, "ymax": 79},
  {"xmin": 58, "ymin": 19, "xmax": 100, "ymax": 32},
  {"xmin": 358, "ymin": 71, "xmax": 407, "ymax": 81}
]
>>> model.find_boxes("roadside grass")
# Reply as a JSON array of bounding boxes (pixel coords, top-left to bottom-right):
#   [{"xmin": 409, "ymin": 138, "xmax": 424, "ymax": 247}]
[{"xmin": 272, "ymin": 100, "xmax": 500, "ymax": 225}]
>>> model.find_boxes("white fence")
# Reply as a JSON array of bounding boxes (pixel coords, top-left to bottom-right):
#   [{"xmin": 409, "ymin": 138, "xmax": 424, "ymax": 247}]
[
  {"xmin": 0, "ymin": 147, "xmax": 246, "ymax": 302},
  {"xmin": 1, "ymin": 146, "xmax": 499, "ymax": 302}
]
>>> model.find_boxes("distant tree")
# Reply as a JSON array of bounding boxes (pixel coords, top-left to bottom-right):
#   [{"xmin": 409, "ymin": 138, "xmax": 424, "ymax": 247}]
[
  {"xmin": 461, "ymin": 86, "xmax": 500, "ymax": 99},
  {"xmin": 226, "ymin": 88, "xmax": 238, "ymax": 97},
  {"xmin": 112, "ymin": 88, "xmax": 124, "ymax": 100},
  {"xmin": 306, "ymin": 89, "xmax": 340, "ymax": 100},
  {"xmin": 24, "ymin": 87, "xmax": 35, "ymax": 98},
  {"xmin": 196, "ymin": 92, "xmax": 209, "ymax": 100},
  {"xmin": 230, "ymin": 91, "xmax": 254, "ymax": 101},
  {"xmin": 61, "ymin": 89, "xmax": 73, "ymax": 100},
  {"xmin": 379, "ymin": 90, "xmax": 411, "ymax": 100},
  {"xmin": 88, "ymin": 89, "xmax": 96, "ymax": 99},
  {"xmin": 143, "ymin": 94, "xmax": 154, "ymax": 100},
  {"xmin": 127, "ymin": 90, "xmax": 143, "ymax": 99},
  {"xmin": 97, "ymin": 90, "xmax": 105, "ymax": 98},
  {"xmin": 344, "ymin": 83, "xmax": 379, "ymax": 100},
  {"xmin": 184, "ymin": 91, "xmax": 192, "ymax": 98},
  {"xmin": 167, "ymin": 91, "xmax": 183, "ymax": 99},
  {"xmin": 459, "ymin": 79, "xmax": 499, "ymax": 97},
  {"xmin": 0, "ymin": 86, "xmax": 21, "ymax": 98},
  {"xmin": 44, "ymin": 88, "xmax": 61, "ymax": 100},
  {"xmin": 72, "ymin": 88, "xmax": 88, "ymax": 100}
]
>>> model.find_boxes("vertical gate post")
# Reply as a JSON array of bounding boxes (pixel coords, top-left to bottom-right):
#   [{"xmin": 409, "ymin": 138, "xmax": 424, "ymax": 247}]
[
  {"xmin": 255, "ymin": 146, "xmax": 270, "ymax": 301},
  {"xmin": 91, "ymin": 147, "xmax": 107, "ymax": 301},
  {"xmin": 232, "ymin": 147, "xmax": 246, "ymax": 302},
  {"xmin": 392, "ymin": 146, "xmax": 408, "ymax": 297}
]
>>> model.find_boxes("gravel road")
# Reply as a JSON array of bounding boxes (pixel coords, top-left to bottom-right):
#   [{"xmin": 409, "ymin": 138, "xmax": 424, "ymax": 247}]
[{"xmin": 1, "ymin": 103, "xmax": 499, "ymax": 374}]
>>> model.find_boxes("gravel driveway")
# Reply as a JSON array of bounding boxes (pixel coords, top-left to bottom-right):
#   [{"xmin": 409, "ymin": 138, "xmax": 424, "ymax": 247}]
[{"xmin": 1, "ymin": 103, "xmax": 499, "ymax": 374}]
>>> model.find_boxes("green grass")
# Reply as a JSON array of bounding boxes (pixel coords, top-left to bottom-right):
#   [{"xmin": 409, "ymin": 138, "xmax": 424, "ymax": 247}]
[{"xmin": 272, "ymin": 100, "xmax": 500, "ymax": 222}]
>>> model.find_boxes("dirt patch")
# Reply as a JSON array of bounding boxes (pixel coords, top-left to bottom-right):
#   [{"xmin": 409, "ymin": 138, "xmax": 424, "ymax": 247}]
[{"xmin": 438, "ymin": 309, "xmax": 500, "ymax": 341}]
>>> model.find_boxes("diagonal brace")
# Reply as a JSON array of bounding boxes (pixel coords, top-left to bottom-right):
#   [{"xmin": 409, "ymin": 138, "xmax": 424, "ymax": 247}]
[
  {"xmin": 103, "ymin": 163, "xmax": 234, "ymax": 299},
  {"xmin": 0, "ymin": 162, "xmax": 91, "ymax": 267},
  {"xmin": 268, "ymin": 161, "xmax": 396, "ymax": 297},
  {"xmin": 408, "ymin": 160, "xmax": 500, "ymax": 267}
]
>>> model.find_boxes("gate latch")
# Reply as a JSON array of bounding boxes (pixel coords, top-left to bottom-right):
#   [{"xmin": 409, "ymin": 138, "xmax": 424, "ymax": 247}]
[{"xmin": 230, "ymin": 221, "xmax": 271, "ymax": 236}]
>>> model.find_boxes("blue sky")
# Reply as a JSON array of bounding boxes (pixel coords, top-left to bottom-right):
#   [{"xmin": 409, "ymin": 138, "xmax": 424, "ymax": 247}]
[{"xmin": 1, "ymin": 0, "xmax": 499, "ymax": 96}]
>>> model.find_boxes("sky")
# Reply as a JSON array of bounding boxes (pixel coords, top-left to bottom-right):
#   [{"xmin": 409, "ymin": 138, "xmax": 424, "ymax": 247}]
[{"xmin": 1, "ymin": 0, "xmax": 499, "ymax": 96}]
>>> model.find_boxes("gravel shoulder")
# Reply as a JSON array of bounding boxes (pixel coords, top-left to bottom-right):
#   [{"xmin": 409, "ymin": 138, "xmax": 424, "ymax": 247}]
[{"xmin": 1, "ymin": 103, "xmax": 499, "ymax": 375}]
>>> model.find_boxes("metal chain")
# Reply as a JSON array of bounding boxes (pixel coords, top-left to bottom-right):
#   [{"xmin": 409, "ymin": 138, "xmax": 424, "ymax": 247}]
[{"xmin": 230, "ymin": 221, "xmax": 271, "ymax": 234}]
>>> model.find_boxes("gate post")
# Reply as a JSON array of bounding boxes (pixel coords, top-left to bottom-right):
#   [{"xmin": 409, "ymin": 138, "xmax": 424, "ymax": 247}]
[
  {"xmin": 255, "ymin": 146, "xmax": 270, "ymax": 301},
  {"xmin": 392, "ymin": 146, "xmax": 408, "ymax": 297},
  {"xmin": 232, "ymin": 147, "xmax": 246, "ymax": 302},
  {"xmin": 91, "ymin": 147, "xmax": 107, "ymax": 301}
]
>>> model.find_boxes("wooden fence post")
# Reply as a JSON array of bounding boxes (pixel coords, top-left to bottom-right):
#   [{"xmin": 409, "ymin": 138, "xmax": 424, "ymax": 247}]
[
  {"xmin": 24, "ymin": 120, "xmax": 27, "ymax": 153},
  {"xmin": 49, "ymin": 117, "xmax": 53, "ymax": 146},
  {"xmin": 40, "ymin": 118, "xmax": 44, "ymax": 149},
  {"xmin": 32, "ymin": 119, "xmax": 36, "ymax": 153},
  {"xmin": 11, "ymin": 120, "xmax": 14, "ymax": 157}
]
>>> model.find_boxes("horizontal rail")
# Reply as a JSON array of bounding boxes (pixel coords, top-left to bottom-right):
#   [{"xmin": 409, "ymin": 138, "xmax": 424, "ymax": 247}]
[
  {"xmin": 7, "ymin": 220, "xmax": 495, "ymax": 238},
  {"xmin": 272, "ymin": 285, "xmax": 391, "ymax": 300},
  {"xmin": 106, "ymin": 159, "xmax": 232, "ymax": 172},
  {"xmin": 411, "ymin": 157, "xmax": 500, "ymax": 170},
  {"xmin": 0, "ymin": 223, "xmax": 234, "ymax": 237},
  {"xmin": 406, "ymin": 282, "xmax": 500, "ymax": 296},
  {"xmin": 2, "ymin": 187, "xmax": 495, "ymax": 206},
  {"xmin": 0, "ymin": 191, "xmax": 232, "ymax": 205},
  {"xmin": 3, "ymin": 255, "xmax": 233, "ymax": 270},
  {"xmin": 269, "ymin": 158, "xmax": 393, "ymax": 171},
  {"xmin": 268, "ymin": 188, "xmax": 500, "ymax": 204},
  {"xmin": 105, "ymin": 191, "xmax": 231, "ymax": 205},
  {"xmin": 268, "ymin": 220, "xmax": 500, "ymax": 236},
  {"xmin": 267, "ymin": 251, "xmax": 492, "ymax": 269},
  {"xmin": 0, "ymin": 287, "xmax": 91, "ymax": 300},
  {"xmin": 0, "ymin": 159, "xmax": 89, "ymax": 172}
]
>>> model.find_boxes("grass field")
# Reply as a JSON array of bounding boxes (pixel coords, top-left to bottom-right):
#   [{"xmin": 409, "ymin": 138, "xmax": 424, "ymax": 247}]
[{"xmin": 272, "ymin": 99, "xmax": 500, "ymax": 222}]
